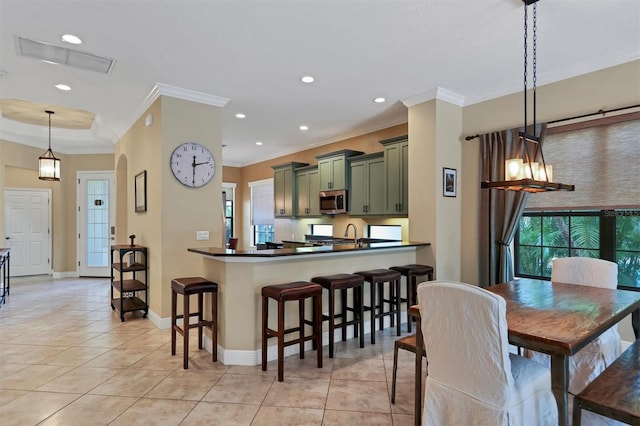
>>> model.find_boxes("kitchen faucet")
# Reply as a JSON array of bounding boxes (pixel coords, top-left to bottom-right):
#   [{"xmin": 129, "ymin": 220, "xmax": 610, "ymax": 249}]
[{"xmin": 344, "ymin": 223, "xmax": 358, "ymax": 245}]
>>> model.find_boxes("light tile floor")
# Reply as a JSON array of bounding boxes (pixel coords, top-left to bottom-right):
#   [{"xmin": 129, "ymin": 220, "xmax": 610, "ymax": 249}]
[{"xmin": 0, "ymin": 277, "xmax": 424, "ymax": 425}]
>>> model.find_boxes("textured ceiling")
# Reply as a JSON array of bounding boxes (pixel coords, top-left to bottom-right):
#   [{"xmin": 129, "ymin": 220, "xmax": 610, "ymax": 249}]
[{"xmin": 0, "ymin": 0, "xmax": 638, "ymax": 165}]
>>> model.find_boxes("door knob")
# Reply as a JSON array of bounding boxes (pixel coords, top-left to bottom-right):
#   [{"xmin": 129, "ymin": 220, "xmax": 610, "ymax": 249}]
[{"xmin": 4, "ymin": 237, "xmax": 9, "ymax": 240}]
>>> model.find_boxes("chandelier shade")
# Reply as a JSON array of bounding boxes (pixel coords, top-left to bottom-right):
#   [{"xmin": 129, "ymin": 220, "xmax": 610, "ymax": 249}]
[
  {"xmin": 481, "ymin": 0, "xmax": 574, "ymax": 193},
  {"xmin": 38, "ymin": 110, "xmax": 61, "ymax": 181}
]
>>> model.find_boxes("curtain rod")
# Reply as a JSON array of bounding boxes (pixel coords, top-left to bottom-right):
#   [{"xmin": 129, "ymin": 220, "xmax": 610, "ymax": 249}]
[{"xmin": 464, "ymin": 104, "xmax": 640, "ymax": 141}]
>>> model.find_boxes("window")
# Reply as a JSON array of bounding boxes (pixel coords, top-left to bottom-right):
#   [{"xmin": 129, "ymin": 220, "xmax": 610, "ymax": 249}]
[
  {"xmin": 310, "ymin": 224, "xmax": 333, "ymax": 237},
  {"xmin": 222, "ymin": 182, "xmax": 236, "ymax": 243},
  {"xmin": 369, "ymin": 225, "xmax": 402, "ymax": 241},
  {"xmin": 515, "ymin": 210, "xmax": 640, "ymax": 286},
  {"xmin": 249, "ymin": 179, "xmax": 274, "ymax": 246},
  {"xmin": 223, "ymin": 194, "xmax": 233, "ymax": 242}
]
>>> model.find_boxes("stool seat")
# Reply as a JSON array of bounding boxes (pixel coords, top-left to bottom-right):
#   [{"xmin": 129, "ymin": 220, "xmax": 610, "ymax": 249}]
[
  {"xmin": 172, "ymin": 277, "xmax": 218, "ymax": 294},
  {"xmin": 355, "ymin": 269, "xmax": 401, "ymax": 282},
  {"xmin": 171, "ymin": 276, "xmax": 218, "ymax": 369},
  {"xmin": 262, "ymin": 281, "xmax": 323, "ymax": 381},
  {"xmin": 261, "ymin": 281, "xmax": 322, "ymax": 301},
  {"xmin": 312, "ymin": 273, "xmax": 365, "ymax": 357},
  {"xmin": 312, "ymin": 273, "xmax": 364, "ymax": 290},
  {"xmin": 390, "ymin": 264, "xmax": 434, "ymax": 277},
  {"xmin": 389, "ymin": 264, "xmax": 434, "ymax": 333}
]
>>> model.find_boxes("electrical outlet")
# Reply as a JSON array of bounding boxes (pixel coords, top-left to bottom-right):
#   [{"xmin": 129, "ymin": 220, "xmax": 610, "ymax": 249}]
[{"xmin": 196, "ymin": 230, "xmax": 210, "ymax": 241}]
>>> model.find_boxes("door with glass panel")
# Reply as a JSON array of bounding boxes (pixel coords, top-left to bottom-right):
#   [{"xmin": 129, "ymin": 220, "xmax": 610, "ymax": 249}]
[{"xmin": 77, "ymin": 172, "xmax": 114, "ymax": 277}]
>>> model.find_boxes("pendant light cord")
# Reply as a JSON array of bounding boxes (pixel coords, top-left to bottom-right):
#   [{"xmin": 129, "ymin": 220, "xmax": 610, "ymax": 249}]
[{"xmin": 48, "ymin": 111, "xmax": 52, "ymax": 150}]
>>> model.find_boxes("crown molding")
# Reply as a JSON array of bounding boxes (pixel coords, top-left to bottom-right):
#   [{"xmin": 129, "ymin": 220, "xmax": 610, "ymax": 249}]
[
  {"xmin": 402, "ymin": 86, "xmax": 465, "ymax": 108},
  {"xmin": 113, "ymin": 83, "xmax": 231, "ymax": 144},
  {"xmin": 154, "ymin": 83, "xmax": 230, "ymax": 107}
]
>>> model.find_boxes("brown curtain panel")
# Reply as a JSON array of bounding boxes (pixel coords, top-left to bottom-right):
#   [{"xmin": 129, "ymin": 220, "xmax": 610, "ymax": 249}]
[{"xmin": 479, "ymin": 124, "xmax": 547, "ymax": 287}]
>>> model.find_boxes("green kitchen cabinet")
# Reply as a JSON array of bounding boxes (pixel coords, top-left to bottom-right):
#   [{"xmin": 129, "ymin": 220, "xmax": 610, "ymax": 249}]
[
  {"xmin": 316, "ymin": 149, "xmax": 364, "ymax": 191},
  {"xmin": 295, "ymin": 165, "xmax": 320, "ymax": 217},
  {"xmin": 272, "ymin": 162, "xmax": 308, "ymax": 217},
  {"xmin": 348, "ymin": 153, "xmax": 385, "ymax": 216},
  {"xmin": 380, "ymin": 136, "xmax": 409, "ymax": 216}
]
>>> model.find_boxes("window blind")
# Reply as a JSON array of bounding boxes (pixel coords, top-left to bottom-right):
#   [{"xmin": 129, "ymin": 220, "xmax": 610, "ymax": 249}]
[
  {"xmin": 249, "ymin": 178, "xmax": 274, "ymax": 226},
  {"xmin": 526, "ymin": 116, "xmax": 639, "ymax": 210}
]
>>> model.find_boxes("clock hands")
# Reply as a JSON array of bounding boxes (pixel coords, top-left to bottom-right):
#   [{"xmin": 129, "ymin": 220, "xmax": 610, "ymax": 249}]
[{"xmin": 191, "ymin": 155, "xmax": 213, "ymax": 187}]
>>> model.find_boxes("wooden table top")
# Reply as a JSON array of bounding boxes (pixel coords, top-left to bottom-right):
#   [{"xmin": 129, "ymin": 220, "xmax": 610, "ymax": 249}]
[{"xmin": 487, "ymin": 278, "xmax": 640, "ymax": 355}]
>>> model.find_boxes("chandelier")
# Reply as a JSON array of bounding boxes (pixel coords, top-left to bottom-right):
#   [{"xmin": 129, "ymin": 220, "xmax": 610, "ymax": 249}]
[
  {"xmin": 38, "ymin": 110, "xmax": 61, "ymax": 181},
  {"xmin": 481, "ymin": 0, "xmax": 574, "ymax": 193}
]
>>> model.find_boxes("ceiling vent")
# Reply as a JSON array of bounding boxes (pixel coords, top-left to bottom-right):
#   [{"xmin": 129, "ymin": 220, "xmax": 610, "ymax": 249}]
[{"xmin": 16, "ymin": 36, "xmax": 115, "ymax": 74}]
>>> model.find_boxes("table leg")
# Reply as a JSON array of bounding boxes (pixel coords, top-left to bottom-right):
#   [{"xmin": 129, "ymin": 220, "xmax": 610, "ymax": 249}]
[
  {"xmin": 414, "ymin": 316, "xmax": 423, "ymax": 426},
  {"xmin": 550, "ymin": 354, "xmax": 569, "ymax": 426},
  {"xmin": 632, "ymin": 308, "xmax": 639, "ymax": 339}
]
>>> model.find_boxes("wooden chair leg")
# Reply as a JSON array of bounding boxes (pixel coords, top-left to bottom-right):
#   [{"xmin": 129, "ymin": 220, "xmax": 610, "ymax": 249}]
[
  {"xmin": 340, "ymin": 288, "xmax": 347, "ymax": 341},
  {"xmin": 211, "ymin": 291, "xmax": 217, "ymax": 362},
  {"xmin": 328, "ymin": 289, "xmax": 335, "ymax": 358},
  {"xmin": 171, "ymin": 289, "xmax": 177, "ymax": 356},
  {"xmin": 277, "ymin": 300, "xmax": 285, "ymax": 382},
  {"xmin": 299, "ymin": 299, "xmax": 305, "ymax": 359},
  {"xmin": 369, "ymin": 281, "xmax": 376, "ymax": 344},
  {"xmin": 357, "ymin": 286, "xmax": 364, "ymax": 349},
  {"xmin": 198, "ymin": 292, "xmax": 204, "ymax": 349},
  {"xmin": 261, "ymin": 296, "xmax": 268, "ymax": 371},
  {"xmin": 315, "ymin": 293, "xmax": 323, "ymax": 369},
  {"xmin": 394, "ymin": 278, "xmax": 401, "ymax": 336},
  {"xmin": 392, "ymin": 341, "xmax": 399, "ymax": 403},
  {"xmin": 572, "ymin": 399, "xmax": 583, "ymax": 426},
  {"xmin": 183, "ymin": 292, "xmax": 190, "ymax": 369}
]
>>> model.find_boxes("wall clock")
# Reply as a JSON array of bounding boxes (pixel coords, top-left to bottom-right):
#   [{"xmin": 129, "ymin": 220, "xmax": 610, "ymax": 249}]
[{"xmin": 170, "ymin": 142, "xmax": 216, "ymax": 188}]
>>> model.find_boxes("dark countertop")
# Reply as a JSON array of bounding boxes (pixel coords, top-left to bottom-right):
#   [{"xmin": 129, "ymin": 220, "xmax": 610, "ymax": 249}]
[{"xmin": 188, "ymin": 241, "xmax": 429, "ymax": 258}]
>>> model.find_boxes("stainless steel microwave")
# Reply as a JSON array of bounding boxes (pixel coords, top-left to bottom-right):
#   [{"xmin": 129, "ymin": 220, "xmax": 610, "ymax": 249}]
[{"xmin": 319, "ymin": 190, "xmax": 347, "ymax": 214}]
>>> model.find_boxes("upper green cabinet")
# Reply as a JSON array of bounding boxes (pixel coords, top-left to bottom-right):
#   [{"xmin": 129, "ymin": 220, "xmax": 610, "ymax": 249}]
[
  {"xmin": 295, "ymin": 165, "xmax": 320, "ymax": 217},
  {"xmin": 316, "ymin": 149, "xmax": 364, "ymax": 191},
  {"xmin": 380, "ymin": 136, "xmax": 409, "ymax": 216},
  {"xmin": 348, "ymin": 153, "xmax": 385, "ymax": 216},
  {"xmin": 272, "ymin": 162, "xmax": 308, "ymax": 218}
]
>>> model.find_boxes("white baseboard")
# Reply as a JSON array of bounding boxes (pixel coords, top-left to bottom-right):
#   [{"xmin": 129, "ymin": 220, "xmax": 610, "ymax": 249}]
[
  {"xmin": 52, "ymin": 271, "xmax": 79, "ymax": 279},
  {"xmin": 147, "ymin": 309, "xmax": 171, "ymax": 329}
]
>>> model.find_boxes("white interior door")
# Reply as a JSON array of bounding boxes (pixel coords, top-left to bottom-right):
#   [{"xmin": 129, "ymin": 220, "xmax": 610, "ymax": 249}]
[
  {"xmin": 4, "ymin": 189, "xmax": 51, "ymax": 276},
  {"xmin": 77, "ymin": 172, "xmax": 114, "ymax": 277}
]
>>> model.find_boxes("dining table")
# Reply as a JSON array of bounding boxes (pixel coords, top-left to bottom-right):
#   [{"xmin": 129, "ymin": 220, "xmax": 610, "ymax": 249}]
[{"xmin": 409, "ymin": 278, "xmax": 640, "ymax": 426}]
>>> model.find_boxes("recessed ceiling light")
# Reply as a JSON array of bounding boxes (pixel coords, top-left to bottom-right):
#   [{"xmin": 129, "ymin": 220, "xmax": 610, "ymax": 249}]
[
  {"xmin": 256, "ymin": 141, "xmax": 263, "ymax": 146},
  {"xmin": 55, "ymin": 84, "xmax": 71, "ymax": 91},
  {"xmin": 301, "ymin": 75, "xmax": 314, "ymax": 83},
  {"xmin": 61, "ymin": 34, "xmax": 82, "ymax": 44},
  {"xmin": 374, "ymin": 97, "xmax": 386, "ymax": 103},
  {"xmin": 299, "ymin": 125, "xmax": 309, "ymax": 131},
  {"xmin": 235, "ymin": 113, "xmax": 246, "ymax": 119}
]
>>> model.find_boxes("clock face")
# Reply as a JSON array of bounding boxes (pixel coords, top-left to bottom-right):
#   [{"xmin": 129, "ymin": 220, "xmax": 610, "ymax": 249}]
[{"xmin": 170, "ymin": 142, "xmax": 216, "ymax": 188}]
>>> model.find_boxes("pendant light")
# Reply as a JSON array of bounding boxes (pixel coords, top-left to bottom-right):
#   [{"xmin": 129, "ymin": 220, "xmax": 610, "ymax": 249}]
[
  {"xmin": 482, "ymin": 0, "xmax": 574, "ymax": 193},
  {"xmin": 38, "ymin": 110, "xmax": 61, "ymax": 181}
]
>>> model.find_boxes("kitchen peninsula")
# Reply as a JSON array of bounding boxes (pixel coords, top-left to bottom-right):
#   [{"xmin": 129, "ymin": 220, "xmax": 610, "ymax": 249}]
[{"xmin": 188, "ymin": 241, "xmax": 429, "ymax": 365}]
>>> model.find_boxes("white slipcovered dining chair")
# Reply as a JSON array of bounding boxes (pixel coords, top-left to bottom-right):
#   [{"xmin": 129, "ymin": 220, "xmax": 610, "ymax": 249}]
[
  {"xmin": 418, "ymin": 281, "xmax": 557, "ymax": 426},
  {"xmin": 525, "ymin": 257, "xmax": 622, "ymax": 395}
]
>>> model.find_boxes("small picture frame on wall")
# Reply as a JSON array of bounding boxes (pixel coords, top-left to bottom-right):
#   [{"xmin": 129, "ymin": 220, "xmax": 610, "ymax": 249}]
[
  {"xmin": 135, "ymin": 170, "xmax": 147, "ymax": 213},
  {"xmin": 443, "ymin": 167, "xmax": 457, "ymax": 197}
]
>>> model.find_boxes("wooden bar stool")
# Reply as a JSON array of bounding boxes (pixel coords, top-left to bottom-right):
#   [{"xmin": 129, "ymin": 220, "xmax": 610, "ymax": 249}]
[
  {"xmin": 354, "ymin": 269, "xmax": 401, "ymax": 344},
  {"xmin": 390, "ymin": 264, "xmax": 433, "ymax": 332},
  {"xmin": 171, "ymin": 277, "xmax": 218, "ymax": 369},
  {"xmin": 261, "ymin": 281, "xmax": 323, "ymax": 381},
  {"xmin": 311, "ymin": 273, "xmax": 365, "ymax": 358}
]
